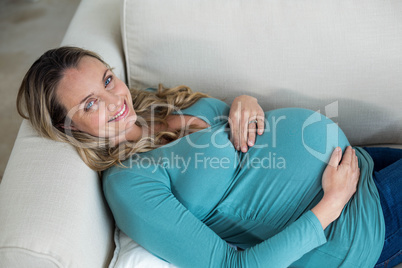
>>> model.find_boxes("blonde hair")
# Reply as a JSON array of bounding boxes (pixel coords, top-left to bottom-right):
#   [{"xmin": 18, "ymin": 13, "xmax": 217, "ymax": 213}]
[{"xmin": 17, "ymin": 46, "xmax": 210, "ymax": 171}]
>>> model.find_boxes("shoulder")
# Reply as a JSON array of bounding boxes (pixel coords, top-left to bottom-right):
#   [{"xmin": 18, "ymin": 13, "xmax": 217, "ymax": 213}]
[
  {"xmin": 195, "ymin": 97, "xmax": 229, "ymax": 109},
  {"xmin": 180, "ymin": 97, "xmax": 229, "ymax": 110},
  {"xmin": 179, "ymin": 97, "xmax": 230, "ymax": 123}
]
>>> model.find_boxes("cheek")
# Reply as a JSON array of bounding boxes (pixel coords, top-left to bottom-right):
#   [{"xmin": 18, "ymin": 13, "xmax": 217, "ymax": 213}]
[
  {"xmin": 73, "ymin": 112, "xmax": 107, "ymax": 137},
  {"xmin": 90, "ymin": 115, "xmax": 102, "ymax": 129},
  {"xmin": 90, "ymin": 113, "xmax": 108, "ymax": 136},
  {"xmin": 116, "ymin": 80, "xmax": 130, "ymax": 95}
]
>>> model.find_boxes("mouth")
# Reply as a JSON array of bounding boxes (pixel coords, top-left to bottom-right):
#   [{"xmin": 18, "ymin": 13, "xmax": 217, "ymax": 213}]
[{"xmin": 108, "ymin": 101, "xmax": 129, "ymax": 122}]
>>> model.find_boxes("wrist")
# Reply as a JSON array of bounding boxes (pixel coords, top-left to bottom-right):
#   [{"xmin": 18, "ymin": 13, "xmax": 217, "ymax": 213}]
[
  {"xmin": 235, "ymin": 95, "xmax": 257, "ymax": 102},
  {"xmin": 311, "ymin": 197, "xmax": 343, "ymax": 230}
]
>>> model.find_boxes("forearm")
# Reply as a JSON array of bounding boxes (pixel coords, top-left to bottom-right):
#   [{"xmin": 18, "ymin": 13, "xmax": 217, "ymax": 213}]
[
  {"xmin": 233, "ymin": 211, "xmax": 327, "ymax": 268},
  {"xmin": 104, "ymin": 172, "xmax": 328, "ymax": 268},
  {"xmin": 311, "ymin": 197, "xmax": 342, "ymax": 230}
]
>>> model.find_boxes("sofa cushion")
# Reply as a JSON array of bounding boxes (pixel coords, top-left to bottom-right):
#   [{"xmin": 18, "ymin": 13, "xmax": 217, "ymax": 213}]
[
  {"xmin": 0, "ymin": 120, "xmax": 114, "ymax": 268},
  {"xmin": 121, "ymin": 0, "xmax": 402, "ymax": 146}
]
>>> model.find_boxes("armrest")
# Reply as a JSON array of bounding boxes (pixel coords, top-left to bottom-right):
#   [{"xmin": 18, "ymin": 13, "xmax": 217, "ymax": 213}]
[
  {"xmin": 0, "ymin": 0, "xmax": 123, "ymax": 267},
  {"xmin": 0, "ymin": 121, "xmax": 114, "ymax": 267},
  {"xmin": 61, "ymin": 0, "xmax": 126, "ymax": 83}
]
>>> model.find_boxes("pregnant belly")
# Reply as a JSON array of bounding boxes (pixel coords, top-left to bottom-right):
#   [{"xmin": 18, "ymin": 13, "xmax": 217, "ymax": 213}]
[{"xmin": 218, "ymin": 108, "xmax": 350, "ymax": 236}]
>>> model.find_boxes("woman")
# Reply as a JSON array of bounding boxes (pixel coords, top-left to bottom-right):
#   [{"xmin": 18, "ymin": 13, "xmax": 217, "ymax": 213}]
[{"xmin": 17, "ymin": 46, "xmax": 400, "ymax": 268}]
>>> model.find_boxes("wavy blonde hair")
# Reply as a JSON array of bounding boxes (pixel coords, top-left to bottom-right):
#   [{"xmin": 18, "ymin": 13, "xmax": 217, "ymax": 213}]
[{"xmin": 17, "ymin": 46, "xmax": 210, "ymax": 171}]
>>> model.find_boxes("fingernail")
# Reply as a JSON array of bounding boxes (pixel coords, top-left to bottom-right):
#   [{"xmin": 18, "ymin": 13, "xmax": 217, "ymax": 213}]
[
  {"xmin": 258, "ymin": 129, "xmax": 263, "ymax": 134},
  {"xmin": 242, "ymin": 146, "xmax": 247, "ymax": 152},
  {"xmin": 248, "ymin": 140, "xmax": 254, "ymax": 146}
]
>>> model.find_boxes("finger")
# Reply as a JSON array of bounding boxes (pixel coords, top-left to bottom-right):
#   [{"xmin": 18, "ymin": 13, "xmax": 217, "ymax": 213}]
[
  {"xmin": 248, "ymin": 121, "xmax": 257, "ymax": 147},
  {"xmin": 240, "ymin": 117, "xmax": 249, "ymax": 152},
  {"xmin": 354, "ymin": 156, "xmax": 360, "ymax": 183},
  {"xmin": 239, "ymin": 110, "xmax": 251, "ymax": 152},
  {"xmin": 328, "ymin": 147, "xmax": 342, "ymax": 168},
  {"xmin": 355, "ymin": 155, "xmax": 359, "ymax": 171},
  {"xmin": 341, "ymin": 146, "xmax": 353, "ymax": 166},
  {"xmin": 234, "ymin": 130, "xmax": 241, "ymax": 151},
  {"xmin": 257, "ymin": 114, "xmax": 265, "ymax": 135},
  {"xmin": 351, "ymin": 148, "xmax": 357, "ymax": 170}
]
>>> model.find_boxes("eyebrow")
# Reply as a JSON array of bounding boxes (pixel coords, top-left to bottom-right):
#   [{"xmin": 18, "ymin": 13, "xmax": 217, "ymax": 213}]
[{"xmin": 79, "ymin": 69, "xmax": 109, "ymax": 105}]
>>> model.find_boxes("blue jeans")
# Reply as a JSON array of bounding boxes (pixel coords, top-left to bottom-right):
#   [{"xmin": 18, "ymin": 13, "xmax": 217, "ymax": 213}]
[{"xmin": 364, "ymin": 147, "xmax": 402, "ymax": 268}]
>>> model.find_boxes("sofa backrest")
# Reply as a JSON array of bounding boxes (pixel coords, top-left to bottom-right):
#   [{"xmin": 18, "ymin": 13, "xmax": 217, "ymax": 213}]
[{"xmin": 121, "ymin": 0, "xmax": 402, "ymax": 146}]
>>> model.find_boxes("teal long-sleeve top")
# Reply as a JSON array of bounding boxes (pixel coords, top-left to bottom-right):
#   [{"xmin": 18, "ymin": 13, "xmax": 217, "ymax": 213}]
[{"xmin": 102, "ymin": 97, "xmax": 385, "ymax": 268}]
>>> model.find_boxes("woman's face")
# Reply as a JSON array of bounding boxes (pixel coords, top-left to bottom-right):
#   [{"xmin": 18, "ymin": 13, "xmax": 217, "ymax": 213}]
[{"xmin": 57, "ymin": 56, "xmax": 141, "ymax": 145}]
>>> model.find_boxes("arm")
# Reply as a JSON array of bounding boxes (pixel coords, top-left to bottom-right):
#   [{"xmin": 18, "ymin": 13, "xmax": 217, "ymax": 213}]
[
  {"xmin": 228, "ymin": 95, "xmax": 265, "ymax": 153},
  {"xmin": 103, "ymin": 172, "xmax": 327, "ymax": 268}
]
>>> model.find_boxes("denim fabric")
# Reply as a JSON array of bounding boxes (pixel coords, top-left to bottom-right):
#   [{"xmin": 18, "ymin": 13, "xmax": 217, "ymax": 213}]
[{"xmin": 364, "ymin": 147, "xmax": 402, "ymax": 268}]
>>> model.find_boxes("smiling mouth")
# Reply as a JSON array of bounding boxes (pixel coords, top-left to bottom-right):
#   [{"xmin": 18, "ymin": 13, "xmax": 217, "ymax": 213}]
[{"xmin": 108, "ymin": 101, "xmax": 128, "ymax": 122}]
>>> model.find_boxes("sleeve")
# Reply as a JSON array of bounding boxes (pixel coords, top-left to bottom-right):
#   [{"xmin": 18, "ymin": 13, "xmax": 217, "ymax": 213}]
[{"xmin": 103, "ymin": 171, "xmax": 327, "ymax": 268}]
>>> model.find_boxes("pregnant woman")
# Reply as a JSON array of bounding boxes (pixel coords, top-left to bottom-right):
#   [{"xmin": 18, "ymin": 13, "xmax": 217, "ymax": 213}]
[{"xmin": 17, "ymin": 46, "xmax": 401, "ymax": 267}]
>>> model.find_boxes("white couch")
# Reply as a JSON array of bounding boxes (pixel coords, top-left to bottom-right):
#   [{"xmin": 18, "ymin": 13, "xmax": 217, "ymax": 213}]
[{"xmin": 1, "ymin": 0, "xmax": 401, "ymax": 267}]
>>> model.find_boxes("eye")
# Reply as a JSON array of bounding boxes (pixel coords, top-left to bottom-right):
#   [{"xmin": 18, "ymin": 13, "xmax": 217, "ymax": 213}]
[
  {"xmin": 84, "ymin": 100, "xmax": 95, "ymax": 111},
  {"xmin": 105, "ymin": 76, "xmax": 112, "ymax": 87}
]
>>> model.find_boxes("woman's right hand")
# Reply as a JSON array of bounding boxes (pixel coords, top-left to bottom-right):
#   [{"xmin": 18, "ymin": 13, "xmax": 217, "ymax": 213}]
[{"xmin": 311, "ymin": 146, "xmax": 360, "ymax": 230}]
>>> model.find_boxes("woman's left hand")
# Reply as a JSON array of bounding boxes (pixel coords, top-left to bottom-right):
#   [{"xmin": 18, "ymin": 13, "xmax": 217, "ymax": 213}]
[{"xmin": 228, "ymin": 95, "xmax": 265, "ymax": 152}]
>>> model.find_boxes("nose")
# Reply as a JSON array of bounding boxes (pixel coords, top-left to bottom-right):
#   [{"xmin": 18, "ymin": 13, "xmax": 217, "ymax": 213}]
[{"xmin": 103, "ymin": 91, "xmax": 122, "ymax": 112}]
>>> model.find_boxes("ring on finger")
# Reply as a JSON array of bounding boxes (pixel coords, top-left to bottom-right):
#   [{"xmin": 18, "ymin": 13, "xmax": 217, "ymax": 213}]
[{"xmin": 248, "ymin": 119, "xmax": 258, "ymax": 125}]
